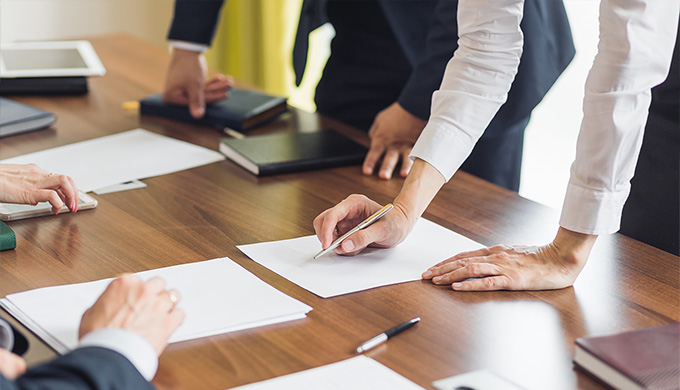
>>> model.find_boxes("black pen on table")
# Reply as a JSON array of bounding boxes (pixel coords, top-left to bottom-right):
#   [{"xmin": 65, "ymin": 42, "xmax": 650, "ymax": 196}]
[{"xmin": 356, "ymin": 317, "xmax": 420, "ymax": 354}]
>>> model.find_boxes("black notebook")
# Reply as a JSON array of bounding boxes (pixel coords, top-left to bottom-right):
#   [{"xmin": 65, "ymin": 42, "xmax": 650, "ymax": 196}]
[
  {"xmin": 139, "ymin": 89, "xmax": 287, "ymax": 132},
  {"xmin": 0, "ymin": 97, "xmax": 57, "ymax": 138},
  {"xmin": 219, "ymin": 130, "xmax": 368, "ymax": 176}
]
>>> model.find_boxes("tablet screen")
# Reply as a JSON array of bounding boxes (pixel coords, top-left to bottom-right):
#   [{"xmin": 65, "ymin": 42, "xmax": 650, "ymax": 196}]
[
  {"xmin": 0, "ymin": 41, "xmax": 106, "ymax": 78},
  {"xmin": 2, "ymin": 48, "xmax": 88, "ymax": 71}
]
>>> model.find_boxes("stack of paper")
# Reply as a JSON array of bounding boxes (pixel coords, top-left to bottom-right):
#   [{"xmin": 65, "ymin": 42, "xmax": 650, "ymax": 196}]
[
  {"xmin": 231, "ymin": 356, "xmax": 425, "ymax": 390},
  {"xmin": 0, "ymin": 128, "xmax": 225, "ymax": 192},
  {"xmin": 0, "ymin": 258, "xmax": 312, "ymax": 354},
  {"xmin": 238, "ymin": 218, "xmax": 483, "ymax": 298}
]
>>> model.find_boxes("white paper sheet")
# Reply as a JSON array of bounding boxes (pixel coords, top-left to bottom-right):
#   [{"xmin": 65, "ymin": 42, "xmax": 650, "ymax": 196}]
[
  {"xmin": 237, "ymin": 218, "xmax": 483, "ymax": 298},
  {"xmin": 0, "ymin": 258, "xmax": 311, "ymax": 354},
  {"xmin": 230, "ymin": 356, "xmax": 425, "ymax": 390},
  {"xmin": 432, "ymin": 369, "xmax": 526, "ymax": 390},
  {"xmin": 0, "ymin": 128, "xmax": 225, "ymax": 192}
]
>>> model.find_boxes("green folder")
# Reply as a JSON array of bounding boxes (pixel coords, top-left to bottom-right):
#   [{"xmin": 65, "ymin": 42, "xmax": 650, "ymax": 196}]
[{"xmin": 0, "ymin": 221, "xmax": 16, "ymax": 251}]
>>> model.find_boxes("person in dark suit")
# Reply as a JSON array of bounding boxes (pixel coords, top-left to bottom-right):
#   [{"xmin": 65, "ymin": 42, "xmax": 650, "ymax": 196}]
[
  {"xmin": 0, "ymin": 275, "xmax": 184, "ymax": 390},
  {"xmin": 0, "ymin": 164, "xmax": 185, "ymax": 389},
  {"xmin": 162, "ymin": 0, "xmax": 574, "ymax": 191},
  {"xmin": 619, "ymin": 17, "xmax": 679, "ymax": 256}
]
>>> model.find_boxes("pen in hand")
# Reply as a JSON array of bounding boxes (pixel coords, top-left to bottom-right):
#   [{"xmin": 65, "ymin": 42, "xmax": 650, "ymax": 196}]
[
  {"xmin": 356, "ymin": 317, "xmax": 420, "ymax": 354},
  {"xmin": 313, "ymin": 203, "xmax": 393, "ymax": 259}
]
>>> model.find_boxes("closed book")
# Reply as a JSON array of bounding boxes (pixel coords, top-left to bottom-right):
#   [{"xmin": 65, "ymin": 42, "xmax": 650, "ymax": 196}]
[
  {"xmin": 219, "ymin": 130, "xmax": 368, "ymax": 176},
  {"xmin": 0, "ymin": 97, "xmax": 57, "ymax": 138},
  {"xmin": 0, "ymin": 221, "xmax": 16, "ymax": 251},
  {"xmin": 139, "ymin": 89, "xmax": 287, "ymax": 132},
  {"xmin": 574, "ymin": 323, "xmax": 680, "ymax": 390}
]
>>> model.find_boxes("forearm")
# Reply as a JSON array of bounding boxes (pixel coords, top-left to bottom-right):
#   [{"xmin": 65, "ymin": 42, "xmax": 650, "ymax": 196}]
[
  {"xmin": 393, "ymin": 159, "xmax": 446, "ymax": 225},
  {"xmin": 410, "ymin": 0, "xmax": 524, "ymax": 182}
]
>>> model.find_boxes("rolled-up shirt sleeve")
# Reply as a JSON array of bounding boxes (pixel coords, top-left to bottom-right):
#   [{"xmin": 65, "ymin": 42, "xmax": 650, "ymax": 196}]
[
  {"xmin": 410, "ymin": 0, "xmax": 525, "ymax": 181},
  {"xmin": 560, "ymin": 0, "xmax": 679, "ymax": 235}
]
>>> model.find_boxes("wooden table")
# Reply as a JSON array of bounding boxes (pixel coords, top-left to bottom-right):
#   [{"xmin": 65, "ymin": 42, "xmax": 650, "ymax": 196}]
[{"xmin": 1, "ymin": 34, "xmax": 677, "ymax": 390}]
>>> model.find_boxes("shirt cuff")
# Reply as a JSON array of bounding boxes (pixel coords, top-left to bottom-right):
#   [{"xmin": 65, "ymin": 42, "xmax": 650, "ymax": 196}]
[
  {"xmin": 410, "ymin": 116, "xmax": 477, "ymax": 182},
  {"xmin": 78, "ymin": 328, "xmax": 158, "ymax": 381},
  {"xmin": 169, "ymin": 40, "xmax": 209, "ymax": 53},
  {"xmin": 559, "ymin": 179, "xmax": 630, "ymax": 235}
]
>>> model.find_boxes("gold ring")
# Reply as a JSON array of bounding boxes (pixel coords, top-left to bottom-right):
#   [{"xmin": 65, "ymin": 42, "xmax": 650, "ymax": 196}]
[
  {"xmin": 168, "ymin": 290, "xmax": 179, "ymax": 306},
  {"xmin": 47, "ymin": 172, "xmax": 54, "ymax": 177}
]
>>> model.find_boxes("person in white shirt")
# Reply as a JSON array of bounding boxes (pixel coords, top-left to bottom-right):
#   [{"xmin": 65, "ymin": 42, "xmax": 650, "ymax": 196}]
[{"xmin": 313, "ymin": 0, "xmax": 679, "ymax": 291}]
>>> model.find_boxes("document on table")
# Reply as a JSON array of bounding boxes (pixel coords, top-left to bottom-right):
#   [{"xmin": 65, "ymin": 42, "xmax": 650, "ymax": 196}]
[
  {"xmin": 237, "ymin": 218, "xmax": 483, "ymax": 298},
  {"xmin": 432, "ymin": 369, "xmax": 526, "ymax": 390},
  {"xmin": 230, "ymin": 356, "xmax": 425, "ymax": 390},
  {"xmin": 0, "ymin": 258, "xmax": 312, "ymax": 355},
  {"xmin": 0, "ymin": 128, "xmax": 225, "ymax": 192}
]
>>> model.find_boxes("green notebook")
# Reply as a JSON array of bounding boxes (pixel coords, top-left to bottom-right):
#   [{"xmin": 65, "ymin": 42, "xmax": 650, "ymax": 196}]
[{"xmin": 0, "ymin": 221, "xmax": 16, "ymax": 251}]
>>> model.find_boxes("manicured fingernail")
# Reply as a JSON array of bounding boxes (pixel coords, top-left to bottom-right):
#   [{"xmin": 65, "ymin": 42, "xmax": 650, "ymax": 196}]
[
  {"xmin": 422, "ymin": 271, "xmax": 432, "ymax": 278},
  {"xmin": 344, "ymin": 240, "xmax": 355, "ymax": 251},
  {"xmin": 452, "ymin": 283, "xmax": 463, "ymax": 289},
  {"xmin": 433, "ymin": 276, "xmax": 441, "ymax": 283}
]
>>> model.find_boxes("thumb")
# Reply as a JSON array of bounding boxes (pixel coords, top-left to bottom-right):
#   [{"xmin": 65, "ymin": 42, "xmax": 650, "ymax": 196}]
[
  {"xmin": 188, "ymin": 85, "xmax": 206, "ymax": 119},
  {"xmin": 337, "ymin": 225, "xmax": 385, "ymax": 255}
]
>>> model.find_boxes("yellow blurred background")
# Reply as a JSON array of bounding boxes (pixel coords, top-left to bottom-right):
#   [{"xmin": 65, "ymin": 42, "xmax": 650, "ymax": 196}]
[{"xmin": 205, "ymin": 0, "xmax": 332, "ymax": 113}]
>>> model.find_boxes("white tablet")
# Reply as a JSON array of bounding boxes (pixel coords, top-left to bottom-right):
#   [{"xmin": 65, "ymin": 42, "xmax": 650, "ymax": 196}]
[{"xmin": 0, "ymin": 40, "xmax": 106, "ymax": 78}]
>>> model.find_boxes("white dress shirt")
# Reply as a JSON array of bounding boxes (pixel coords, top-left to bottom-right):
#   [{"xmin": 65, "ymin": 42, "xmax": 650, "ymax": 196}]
[{"xmin": 411, "ymin": 0, "xmax": 679, "ymax": 235}]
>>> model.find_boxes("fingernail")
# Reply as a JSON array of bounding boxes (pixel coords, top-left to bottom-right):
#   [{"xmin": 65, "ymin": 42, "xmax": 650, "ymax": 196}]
[
  {"xmin": 452, "ymin": 283, "xmax": 462, "ymax": 289},
  {"xmin": 344, "ymin": 240, "xmax": 355, "ymax": 251},
  {"xmin": 422, "ymin": 271, "xmax": 432, "ymax": 278},
  {"xmin": 432, "ymin": 276, "xmax": 441, "ymax": 283}
]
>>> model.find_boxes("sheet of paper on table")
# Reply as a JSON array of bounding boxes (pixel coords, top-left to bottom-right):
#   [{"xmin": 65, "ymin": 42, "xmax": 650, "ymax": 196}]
[
  {"xmin": 230, "ymin": 356, "xmax": 425, "ymax": 390},
  {"xmin": 0, "ymin": 258, "xmax": 312, "ymax": 354},
  {"xmin": 432, "ymin": 369, "xmax": 527, "ymax": 390},
  {"xmin": 0, "ymin": 128, "xmax": 225, "ymax": 192},
  {"xmin": 238, "ymin": 218, "xmax": 484, "ymax": 298}
]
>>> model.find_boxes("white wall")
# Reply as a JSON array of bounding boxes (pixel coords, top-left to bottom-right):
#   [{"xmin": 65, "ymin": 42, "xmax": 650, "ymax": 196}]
[{"xmin": 0, "ymin": 0, "xmax": 173, "ymax": 47}]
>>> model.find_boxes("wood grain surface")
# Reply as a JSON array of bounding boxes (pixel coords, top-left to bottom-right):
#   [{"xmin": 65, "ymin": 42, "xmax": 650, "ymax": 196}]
[{"xmin": 0, "ymin": 34, "xmax": 677, "ymax": 390}]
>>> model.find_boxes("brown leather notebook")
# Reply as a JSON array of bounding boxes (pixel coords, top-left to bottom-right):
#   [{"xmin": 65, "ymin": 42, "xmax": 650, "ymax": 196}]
[{"xmin": 574, "ymin": 323, "xmax": 679, "ymax": 390}]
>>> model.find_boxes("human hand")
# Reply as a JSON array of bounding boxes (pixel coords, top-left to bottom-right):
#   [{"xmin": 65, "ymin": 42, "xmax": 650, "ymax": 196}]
[
  {"xmin": 421, "ymin": 228, "xmax": 597, "ymax": 291},
  {"xmin": 0, "ymin": 163, "xmax": 78, "ymax": 214},
  {"xmin": 0, "ymin": 349, "xmax": 26, "ymax": 380},
  {"xmin": 313, "ymin": 194, "xmax": 413, "ymax": 256},
  {"xmin": 363, "ymin": 102, "xmax": 426, "ymax": 179},
  {"xmin": 79, "ymin": 275, "xmax": 185, "ymax": 357},
  {"xmin": 162, "ymin": 48, "xmax": 233, "ymax": 119}
]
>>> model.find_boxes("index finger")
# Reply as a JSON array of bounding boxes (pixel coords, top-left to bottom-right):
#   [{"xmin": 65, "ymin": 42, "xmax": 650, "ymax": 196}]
[{"xmin": 362, "ymin": 142, "xmax": 386, "ymax": 176}]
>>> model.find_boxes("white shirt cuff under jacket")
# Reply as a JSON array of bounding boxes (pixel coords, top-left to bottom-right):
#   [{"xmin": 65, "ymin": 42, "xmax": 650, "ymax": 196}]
[{"xmin": 78, "ymin": 328, "xmax": 158, "ymax": 381}]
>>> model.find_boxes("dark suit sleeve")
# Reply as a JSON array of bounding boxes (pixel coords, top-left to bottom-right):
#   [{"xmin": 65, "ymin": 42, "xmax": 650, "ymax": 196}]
[
  {"xmin": 394, "ymin": 0, "xmax": 575, "ymax": 123},
  {"xmin": 167, "ymin": 0, "xmax": 226, "ymax": 45},
  {"xmin": 2, "ymin": 347, "xmax": 154, "ymax": 390},
  {"xmin": 394, "ymin": 0, "xmax": 460, "ymax": 121}
]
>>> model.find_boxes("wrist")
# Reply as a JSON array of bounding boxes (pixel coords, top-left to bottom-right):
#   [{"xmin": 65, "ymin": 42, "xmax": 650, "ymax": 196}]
[
  {"xmin": 552, "ymin": 227, "xmax": 597, "ymax": 269},
  {"xmin": 393, "ymin": 159, "xmax": 445, "ymax": 223}
]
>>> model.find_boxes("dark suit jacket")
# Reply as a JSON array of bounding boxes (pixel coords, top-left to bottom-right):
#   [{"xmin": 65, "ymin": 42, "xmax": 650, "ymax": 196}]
[
  {"xmin": 1, "ymin": 346, "xmax": 154, "ymax": 390},
  {"xmin": 168, "ymin": 0, "xmax": 575, "ymax": 123}
]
